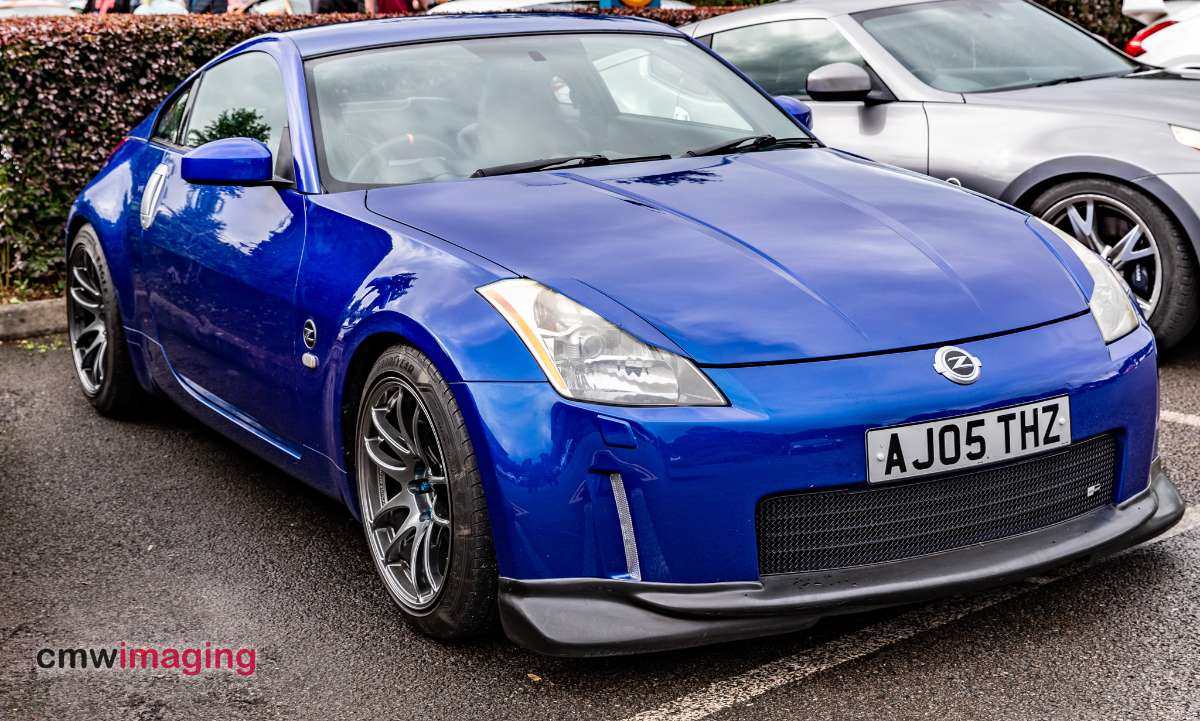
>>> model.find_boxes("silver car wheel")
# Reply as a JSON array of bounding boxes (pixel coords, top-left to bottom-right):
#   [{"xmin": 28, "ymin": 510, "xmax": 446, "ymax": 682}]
[
  {"xmin": 357, "ymin": 376, "xmax": 452, "ymax": 612},
  {"xmin": 1043, "ymin": 193, "xmax": 1161, "ymax": 317},
  {"xmin": 67, "ymin": 242, "xmax": 108, "ymax": 396}
]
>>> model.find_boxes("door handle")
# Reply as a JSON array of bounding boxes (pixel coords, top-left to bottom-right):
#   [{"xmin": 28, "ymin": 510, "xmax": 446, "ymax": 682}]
[{"xmin": 140, "ymin": 162, "xmax": 171, "ymax": 230}]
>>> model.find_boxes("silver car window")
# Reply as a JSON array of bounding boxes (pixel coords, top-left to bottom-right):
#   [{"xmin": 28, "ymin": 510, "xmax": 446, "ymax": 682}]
[
  {"xmin": 710, "ymin": 19, "xmax": 867, "ymax": 99},
  {"xmin": 857, "ymin": 0, "xmax": 1136, "ymax": 93}
]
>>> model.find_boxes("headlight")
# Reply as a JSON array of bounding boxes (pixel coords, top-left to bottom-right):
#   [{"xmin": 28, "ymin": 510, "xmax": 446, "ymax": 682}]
[
  {"xmin": 1172, "ymin": 124, "xmax": 1200, "ymax": 151},
  {"xmin": 479, "ymin": 278, "xmax": 726, "ymax": 406},
  {"xmin": 1033, "ymin": 218, "xmax": 1140, "ymax": 343}
]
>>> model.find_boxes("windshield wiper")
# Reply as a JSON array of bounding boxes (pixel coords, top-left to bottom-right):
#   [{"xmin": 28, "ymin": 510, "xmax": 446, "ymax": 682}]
[
  {"xmin": 684, "ymin": 134, "xmax": 818, "ymax": 158},
  {"xmin": 471, "ymin": 153, "xmax": 669, "ymax": 178},
  {"xmin": 1030, "ymin": 71, "xmax": 1124, "ymax": 88}
]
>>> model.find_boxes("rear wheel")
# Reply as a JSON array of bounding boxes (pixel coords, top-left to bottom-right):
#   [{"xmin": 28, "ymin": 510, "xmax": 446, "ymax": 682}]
[
  {"xmin": 1031, "ymin": 179, "xmax": 1198, "ymax": 349},
  {"xmin": 66, "ymin": 225, "xmax": 145, "ymax": 416},
  {"xmin": 354, "ymin": 345, "xmax": 497, "ymax": 639}
]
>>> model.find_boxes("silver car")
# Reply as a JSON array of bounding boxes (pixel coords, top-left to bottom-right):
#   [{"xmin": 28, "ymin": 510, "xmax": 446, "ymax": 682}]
[{"xmin": 684, "ymin": 0, "xmax": 1200, "ymax": 348}]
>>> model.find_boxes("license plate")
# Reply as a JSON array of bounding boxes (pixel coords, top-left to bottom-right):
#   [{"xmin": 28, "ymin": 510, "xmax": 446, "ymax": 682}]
[{"xmin": 866, "ymin": 397, "xmax": 1071, "ymax": 484}]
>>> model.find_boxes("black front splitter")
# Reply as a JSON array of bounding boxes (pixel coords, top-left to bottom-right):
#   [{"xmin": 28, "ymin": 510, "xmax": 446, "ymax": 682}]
[{"xmin": 498, "ymin": 471, "xmax": 1184, "ymax": 657}]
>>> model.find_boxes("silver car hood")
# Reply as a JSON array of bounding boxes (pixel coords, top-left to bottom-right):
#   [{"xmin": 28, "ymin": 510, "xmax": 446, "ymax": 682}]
[{"xmin": 964, "ymin": 73, "xmax": 1199, "ymax": 125}]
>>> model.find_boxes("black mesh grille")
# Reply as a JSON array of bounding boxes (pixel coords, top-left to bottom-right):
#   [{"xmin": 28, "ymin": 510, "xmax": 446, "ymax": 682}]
[{"xmin": 757, "ymin": 435, "xmax": 1117, "ymax": 575}]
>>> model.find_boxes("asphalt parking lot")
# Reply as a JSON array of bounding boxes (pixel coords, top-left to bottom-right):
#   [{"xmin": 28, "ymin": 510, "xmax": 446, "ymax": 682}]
[{"xmin": 2, "ymin": 336, "xmax": 1199, "ymax": 721}]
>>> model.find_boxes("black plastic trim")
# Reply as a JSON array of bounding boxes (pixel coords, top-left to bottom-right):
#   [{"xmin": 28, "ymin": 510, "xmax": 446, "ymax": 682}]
[{"xmin": 498, "ymin": 469, "xmax": 1183, "ymax": 657}]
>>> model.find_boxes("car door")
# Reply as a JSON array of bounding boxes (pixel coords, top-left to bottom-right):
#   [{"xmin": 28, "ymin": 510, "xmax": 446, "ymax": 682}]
[
  {"xmin": 705, "ymin": 18, "xmax": 929, "ymax": 173},
  {"xmin": 140, "ymin": 50, "xmax": 306, "ymax": 448}
]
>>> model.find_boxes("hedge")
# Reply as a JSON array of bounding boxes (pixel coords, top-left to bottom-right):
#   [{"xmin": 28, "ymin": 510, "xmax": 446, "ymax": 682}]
[
  {"xmin": 0, "ymin": 14, "xmax": 357, "ymax": 290},
  {"xmin": 0, "ymin": 9, "xmax": 747, "ymax": 291},
  {"xmin": 0, "ymin": 3, "xmax": 1134, "ymax": 291},
  {"xmin": 1038, "ymin": 0, "xmax": 1138, "ymax": 46}
]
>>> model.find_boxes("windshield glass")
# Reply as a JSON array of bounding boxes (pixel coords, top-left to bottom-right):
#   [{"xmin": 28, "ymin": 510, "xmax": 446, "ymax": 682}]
[
  {"xmin": 856, "ymin": 0, "xmax": 1136, "ymax": 93},
  {"xmin": 306, "ymin": 32, "xmax": 804, "ymax": 189}
]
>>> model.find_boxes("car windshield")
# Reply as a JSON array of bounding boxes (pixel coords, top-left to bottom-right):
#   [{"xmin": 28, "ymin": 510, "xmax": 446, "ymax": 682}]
[
  {"xmin": 855, "ymin": 0, "xmax": 1137, "ymax": 93},
  {"xmin": 306, "ymin": 32, "xmax": 805, "ymax": 189}
]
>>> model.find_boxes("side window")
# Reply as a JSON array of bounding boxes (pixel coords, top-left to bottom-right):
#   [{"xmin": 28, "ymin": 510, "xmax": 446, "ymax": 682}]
[
  {"xmin": 183, "ymin": 52, "xmax": 288, "ymax": 157},
  {"xmin": 710, "ymin": 20, "xmax": 867, "ymax": 99},
  {"xmin": 151, "ymin": 82, "xmax": 192, "ymax": 146}
]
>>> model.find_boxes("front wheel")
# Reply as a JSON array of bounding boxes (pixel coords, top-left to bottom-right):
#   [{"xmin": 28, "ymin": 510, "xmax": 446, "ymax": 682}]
[
  {"xmin": 354, "ymin": 345, "xmax": 497, "ymax": 639},
  {"xmin": 1031, "ymin": 179, "xmax": 1199, "ymax": 349}
]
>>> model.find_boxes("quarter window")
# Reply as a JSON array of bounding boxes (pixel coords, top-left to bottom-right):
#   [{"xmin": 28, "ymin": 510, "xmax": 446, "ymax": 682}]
[
  {"xmin": 183, "ymin": 52, "xmax": 288, "ymax": 157},
  {"xmin": 710, "ymin": 20, "xmax": 867, "ymax": 99},
  {"xmin": 152, "ymin": 82, "xmax": 192, "ymax": 146}
]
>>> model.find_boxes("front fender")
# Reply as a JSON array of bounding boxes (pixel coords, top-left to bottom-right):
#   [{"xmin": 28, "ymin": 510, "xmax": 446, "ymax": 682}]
[{"xmin": 295, "ymin": 193, "xmax": 548, "ymax": 507}]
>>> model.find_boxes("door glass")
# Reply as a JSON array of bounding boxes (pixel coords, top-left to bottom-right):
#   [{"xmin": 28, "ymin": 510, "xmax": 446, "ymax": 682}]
[
  {"xmin": 152, "ymin": 82, "xmax": 192, "ymax": 146},
  {"xmin": 710, "ymin": 20, "xmax": 867, "ymax": 99},
  {"xmin": 184, "ymin": 51, "xmax": 288, "ymax": 156}
]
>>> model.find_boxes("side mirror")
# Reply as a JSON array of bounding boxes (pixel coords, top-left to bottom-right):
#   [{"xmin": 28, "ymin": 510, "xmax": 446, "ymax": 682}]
[
  {"xmin": 773, "ymin": 95, "xmax": 814, "ymax": 131},
  {"xmin": 806, "ymin": 62, "xmax": 873, "ymax": 102},
  {"xmin": 181, "ymin": 137, "xmax": 274, "ymax": 186}
]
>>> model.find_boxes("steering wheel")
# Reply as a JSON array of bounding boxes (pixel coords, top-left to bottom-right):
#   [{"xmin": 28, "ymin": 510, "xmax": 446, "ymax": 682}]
[{"xmin": 347, "ymin": 133, "xmax": 458, "ymax": 183}]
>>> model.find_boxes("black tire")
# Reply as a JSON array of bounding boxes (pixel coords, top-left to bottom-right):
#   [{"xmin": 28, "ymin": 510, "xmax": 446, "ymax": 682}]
[
  {"xmin": 354, "ymin": 344, "xmax": 497, "ymax": 639},
  {"xmin": 1030, "ymin": 178, "xmax": 1199, "ymax": 349},
  {"xmin": 66, "ymin": 225, "xmax": 146, "ymax": 417}
]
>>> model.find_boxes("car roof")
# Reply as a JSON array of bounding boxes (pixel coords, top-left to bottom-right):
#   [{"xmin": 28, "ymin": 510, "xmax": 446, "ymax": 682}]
[
  {"xmin": 280, "ymin": 13, "xmax": 679, "ymax": 58},
  {"xmin": 780, "ymin": 0, "xmax": 934, "ymax": 12},
  {"xmin": 685, "ymin": 0, "xmax": 936, "ymax": 31}
]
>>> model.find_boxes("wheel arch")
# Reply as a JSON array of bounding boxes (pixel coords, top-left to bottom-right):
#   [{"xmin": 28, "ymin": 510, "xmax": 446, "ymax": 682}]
[
  {"xmin": 1003, "ymin": 157, "xmax": 1152, "ymax": 210},
  {"xmin": 64, "ymin": 206, "xmax": 142, "ymax": 331},
  {"xmin": 64, "ymin": 209, "xmax": 119, "ymax": 263},
  {"xmin": 1005, "ymin": 161, "xmax": 1200, "ymax": 262},
  {"xmin": 65, "ymin": 144, "xmax": 145, "ymax": 334},
  {"xmin": 331, "ymin": 312, "xmax": 498, "ymax": 522}
]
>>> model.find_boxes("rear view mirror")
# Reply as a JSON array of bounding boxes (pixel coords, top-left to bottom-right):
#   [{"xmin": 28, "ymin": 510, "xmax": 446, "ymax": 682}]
[
  {"xmin": 773, "ymin": 95, "xmax": 814, "ymax": 131},
  {"xmin": 181, "ymin": 137, "xmax": 274, "ymax": 186},
  {"xmin": 807, "ymin": 63, "xmax": 873, "ymax": 102}
]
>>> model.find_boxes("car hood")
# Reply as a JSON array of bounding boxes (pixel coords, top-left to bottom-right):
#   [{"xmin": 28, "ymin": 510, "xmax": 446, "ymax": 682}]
[
  {"xmin": 366, "ymin": 150, "xmax": 1087, "ymax": 365},
  {"xmin": 965, "ymin": 72, "xmax": 1199, "ymax": 124}
]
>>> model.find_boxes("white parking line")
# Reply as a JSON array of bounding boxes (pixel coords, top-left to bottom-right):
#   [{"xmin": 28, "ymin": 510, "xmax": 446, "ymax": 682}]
[
  {"xmin": 624, "ymin": 507, "xmax": 1200, "ymax": 721},
  {"xmin": 1163, "ymin": 410, "xmax": 1200, "ymax": 429}
]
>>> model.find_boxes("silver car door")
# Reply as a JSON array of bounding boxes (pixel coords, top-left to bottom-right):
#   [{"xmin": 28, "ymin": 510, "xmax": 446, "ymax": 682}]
[{"xmin": 705, "ymin": 17, "xmax": 929, "ymax": 173}]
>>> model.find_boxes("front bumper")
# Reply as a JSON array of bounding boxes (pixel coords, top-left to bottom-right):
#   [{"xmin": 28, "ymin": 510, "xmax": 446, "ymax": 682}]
[
  {"xmin": 454, "ymin": 314, "xmax": 1168, "ymax": 654},
  {"xmin": 1137, "ymin": 173, "xmax": 1200, "ymax": 255},
  {"xmin": 499, "ymin": 468, "xmax": 1183, "ymax": 656}
]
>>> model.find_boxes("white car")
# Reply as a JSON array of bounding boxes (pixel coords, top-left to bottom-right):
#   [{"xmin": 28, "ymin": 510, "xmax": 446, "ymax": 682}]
[
  {"xmin": 427, "ymin": 0, "xmax": 692, "ymax": 14},
  {"xmin": 0, "ymin": 0, "xmax": 74, "ymax": 15},
  {"xmin": 1124, "ymin": 3, "xmax": 1200, "ymax": 70},
  {"xmin": 1123, "ymin": 0, "xmax": 1198, "ymax": 23},
  {"xmin": 132, "ymin": 0, "xmax": 187, "ymax": 13}
]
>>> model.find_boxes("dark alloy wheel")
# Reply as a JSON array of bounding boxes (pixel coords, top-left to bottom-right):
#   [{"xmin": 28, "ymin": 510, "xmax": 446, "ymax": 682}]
[
  {"xmin": 1032, "ymin": 179, "xmax": 1199, "ymax": 350},
  {"xmin": 354, "ymin": 345, "xmax": 497, "ymax": 638},
  {"xmin": 67, "ymin": 240, "xmax": 109, "ymax": 396},
  {"xmin": 66, "ymin": 225, "xmax": 145, "ymax": 416},
  {"xmin": 359, "ymin": 375, "xmax": 453, "ymax": 610}
]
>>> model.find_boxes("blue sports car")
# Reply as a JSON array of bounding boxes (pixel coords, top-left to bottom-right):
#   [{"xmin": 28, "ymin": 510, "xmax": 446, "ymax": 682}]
[{"xmin": 68, "ymin": 14, "xmax": 1183, "ymax": 656}]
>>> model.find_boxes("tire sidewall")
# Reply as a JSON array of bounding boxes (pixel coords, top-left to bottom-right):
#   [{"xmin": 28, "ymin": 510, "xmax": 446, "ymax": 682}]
[
  {"xmin": 1031, "ymin": 179, "xmax": 1198, "ymax": 347},
  {"xmin": 354, "ymin": 346, "xmax": 490, "ymax": 635},
  {"xmin": 68, "ymin": 226, "xmax": 124, "ymax": 407}
]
